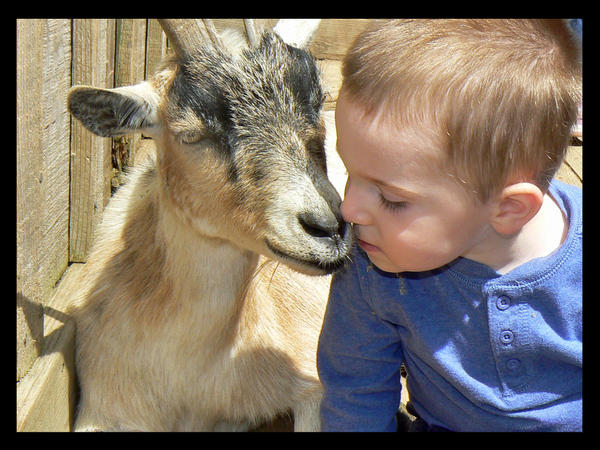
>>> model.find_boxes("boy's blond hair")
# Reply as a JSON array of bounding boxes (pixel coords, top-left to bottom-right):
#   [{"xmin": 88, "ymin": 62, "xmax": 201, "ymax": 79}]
[{"xmin": 341, "ymin": 19, "xmax": 582, "ymax": 201}]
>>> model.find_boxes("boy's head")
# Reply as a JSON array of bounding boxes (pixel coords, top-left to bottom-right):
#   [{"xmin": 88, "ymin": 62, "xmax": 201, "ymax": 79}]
[
  {"xmin": 341, "ymin": 19, "xmax": 581, "ymax": 202},
  {"xmin": 336, "ymin": 19, "xmax": 581, "ymax": 273}
]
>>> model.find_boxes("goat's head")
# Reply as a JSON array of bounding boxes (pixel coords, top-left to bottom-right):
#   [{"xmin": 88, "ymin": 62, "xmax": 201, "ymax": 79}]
[{"xmin": 68, "ymin": 19, "xmax": 352, "ymax": 275}]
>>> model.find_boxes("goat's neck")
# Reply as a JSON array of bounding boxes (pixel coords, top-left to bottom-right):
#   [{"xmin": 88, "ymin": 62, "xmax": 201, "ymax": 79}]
[{"xmin": 156, "ymin": 189, "xmax": 259, "ymax": 317}]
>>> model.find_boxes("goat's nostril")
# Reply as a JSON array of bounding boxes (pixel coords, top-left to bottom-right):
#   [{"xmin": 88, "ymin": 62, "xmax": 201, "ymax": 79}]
[
  {"xmin": 337, "ymin": 219, "xmax": 347, "ymax": 238},
  {"xmin": 298, "ymin": 212, "xmax": 340, "ymax": 239}
]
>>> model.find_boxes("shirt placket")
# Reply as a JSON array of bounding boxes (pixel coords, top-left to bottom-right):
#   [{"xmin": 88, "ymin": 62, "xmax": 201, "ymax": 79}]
[{"xmin": 486, "ymin": 287, "xmax": 532, "ymax": 396}]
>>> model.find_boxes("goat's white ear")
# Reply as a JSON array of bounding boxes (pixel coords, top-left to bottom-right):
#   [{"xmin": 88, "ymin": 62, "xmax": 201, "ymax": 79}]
[
  {"xmin": 273, "ymin": 19, "xmax": 321, "ymax": 49},
  {"xmin": 68, "ymin": 81, "xmax": 160, "ymax": 138}
]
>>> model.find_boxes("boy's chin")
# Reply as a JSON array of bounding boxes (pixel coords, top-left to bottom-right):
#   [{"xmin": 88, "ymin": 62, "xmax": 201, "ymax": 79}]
[
  {"xmin": 365, "ymin": 251, "xmax": 448, "ymax": 274},
  {"xmin": 364, "ymin": 253, "xmax": 404, "ymax": 274}
]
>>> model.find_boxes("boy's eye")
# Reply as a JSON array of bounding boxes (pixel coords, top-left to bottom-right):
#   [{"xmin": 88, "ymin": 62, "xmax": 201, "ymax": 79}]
[{"xmin": 378, "ymin": 193, "xmax": 408, "ymax": 212}]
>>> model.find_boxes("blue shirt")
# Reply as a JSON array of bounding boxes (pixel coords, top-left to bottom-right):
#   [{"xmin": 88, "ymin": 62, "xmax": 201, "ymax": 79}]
[{"xmin": 317, "ymin": 180, "xmax": 582, "ymax": 431}]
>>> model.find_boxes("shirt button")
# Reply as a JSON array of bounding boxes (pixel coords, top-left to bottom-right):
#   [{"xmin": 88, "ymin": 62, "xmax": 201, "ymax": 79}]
[
  {"xmin": 496, "ymin": 295, "xmax": 511, "ymax": 310},
  {"xmin": 506, "ymin": 358, "xmax": 521, "ymax": 372},
  {"xmin": 500, "ymin": 330, "xmax": 514, "ymax": 344}
]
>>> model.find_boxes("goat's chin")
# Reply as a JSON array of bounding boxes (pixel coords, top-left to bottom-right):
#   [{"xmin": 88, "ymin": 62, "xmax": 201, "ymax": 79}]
[{"xmin": 265, "ymin": 239, "xmax": 350, "ymax": 276}]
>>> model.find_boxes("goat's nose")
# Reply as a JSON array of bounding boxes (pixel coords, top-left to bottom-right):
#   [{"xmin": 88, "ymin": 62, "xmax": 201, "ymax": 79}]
[{"xmin": 298, "ymin": 211, "xmax": 346, "ymax": 240}]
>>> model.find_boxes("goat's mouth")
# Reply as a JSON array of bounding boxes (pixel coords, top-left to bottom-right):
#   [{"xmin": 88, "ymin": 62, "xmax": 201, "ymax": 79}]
[{"xmin": 265, "ymin": 239, "xmax": 351, "ymax": 275}]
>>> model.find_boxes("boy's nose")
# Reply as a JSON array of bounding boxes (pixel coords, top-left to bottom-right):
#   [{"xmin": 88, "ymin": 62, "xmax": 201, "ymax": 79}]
[{"xmin": 340, "ymin": 179, "xmax": 370, "ymax": 226}]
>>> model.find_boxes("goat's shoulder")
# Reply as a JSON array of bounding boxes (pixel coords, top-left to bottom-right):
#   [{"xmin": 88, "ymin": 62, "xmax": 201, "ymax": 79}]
[{"xmin": 67, "ymin": 156, "xmax": 161, "ymax": 313}]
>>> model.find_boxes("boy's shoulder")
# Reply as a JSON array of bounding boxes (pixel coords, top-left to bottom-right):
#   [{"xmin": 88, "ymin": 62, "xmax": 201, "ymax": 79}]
[
  {"xmin": 551, "ymin": 178, "xmax": 581, "ymax": 199},
  {"xmin": 549, "ymin": 179, "xmax": 581, "ymax": 233}
]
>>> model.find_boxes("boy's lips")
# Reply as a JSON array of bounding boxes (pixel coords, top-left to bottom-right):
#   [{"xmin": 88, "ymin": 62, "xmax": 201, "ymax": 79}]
[{"xmin": 357, "ymin": 238, "xmax": 381, "ymax": 253}]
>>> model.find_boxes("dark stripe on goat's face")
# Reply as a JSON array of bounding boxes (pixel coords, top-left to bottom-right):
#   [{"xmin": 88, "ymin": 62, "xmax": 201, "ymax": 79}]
[
  {"xmin": 168, "ymin": 49, "xmax": 236, "ymax": 143},
  {"xmin": 164, "ymin": 31, "xmax": 326, "ymax": 185},
  {"xmin": 283, "ymin": 43, "xmax": 325, "ymax": 126}
]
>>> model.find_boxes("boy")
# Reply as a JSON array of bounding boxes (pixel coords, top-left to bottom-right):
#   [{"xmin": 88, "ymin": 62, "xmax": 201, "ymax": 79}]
[{"xmin": 317, "ymin": 19, "xmax": 582, "ymax": 431}]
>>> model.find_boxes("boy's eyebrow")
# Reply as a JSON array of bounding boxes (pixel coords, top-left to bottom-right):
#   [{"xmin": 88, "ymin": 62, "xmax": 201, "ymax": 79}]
[{"xmin": 373, "ymin": 178, "xmax": 421, "ymax": 199}]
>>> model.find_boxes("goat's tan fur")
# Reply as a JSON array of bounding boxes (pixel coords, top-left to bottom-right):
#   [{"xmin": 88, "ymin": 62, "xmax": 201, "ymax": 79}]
[
  {"xmin": 69, "ymin": 155, "xmax": 331, "ymax": 431},
  {"xmin": 67, "ymin": 23, "xmax": 351, "ymax": 431}
]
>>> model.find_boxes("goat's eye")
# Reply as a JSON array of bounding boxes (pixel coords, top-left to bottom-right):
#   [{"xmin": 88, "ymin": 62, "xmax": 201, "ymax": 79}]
[
  {"xmin": 306, "ymin": 135, "xmax": 326, "ymax": 170},
  {"xmin": 179, "ymin": 131, "xmax": 203, "ymax": 145}
]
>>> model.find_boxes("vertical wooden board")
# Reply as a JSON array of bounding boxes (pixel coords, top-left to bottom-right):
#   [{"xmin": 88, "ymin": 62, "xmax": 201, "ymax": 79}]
[
  {"xmin": 17, "ymin": 19, "xmax": 71, "ymax": 380},
  {"xmin": 309, "ymin": 19, "xmax": 373, "ymax": 60},
  {"xmin": 40, "ymin": 20, "xmax": 72, "ymax": 289},
  {"xmin": 70, "ymin": 19, "xmax": 115, "ymax": 262},
  {"xmin": 17, "ymin": 20, "xmax": 44, "ymax": 379},
  {"xmin": 114, "ymin": 19, "xmax": 147, "ymax": 168},
  {"xmin": 566, "ymin": 145, "xmax": 582, "ymax": 184},
  {"xmin": 555, "ymin": 146, "xmax": 583, "ymax": 188},
  {"xmin": 115, "ymin": 19, "xmax": 147, "ymax": 87},
  {"xmin": 145, "ymin": 19, "xmax": 168, "ymax": 79},
  {"xmin": 319, "ymin": 59, "xmax": 343, "ymax": 110}
]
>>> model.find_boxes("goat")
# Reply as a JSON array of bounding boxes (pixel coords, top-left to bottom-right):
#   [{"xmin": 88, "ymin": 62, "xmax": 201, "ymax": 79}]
[{"xmin": 66, "ymin": 19, "xmax": 353, "ymax": 431}]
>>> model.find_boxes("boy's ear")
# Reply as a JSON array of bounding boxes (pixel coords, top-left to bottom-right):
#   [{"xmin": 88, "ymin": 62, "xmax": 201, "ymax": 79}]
[
  {"xmin": 490, "ymin": 182, "xmax": 544, "ymax": 235},
  {"xmin": 68, "ymin": 81, "xmax": 160, "ymax": 138}
]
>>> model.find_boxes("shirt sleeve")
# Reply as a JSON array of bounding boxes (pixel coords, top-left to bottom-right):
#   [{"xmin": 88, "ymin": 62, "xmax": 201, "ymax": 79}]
[{"xmin": 317, "ymin": 258, "xmax": 404, "ymax": 431}]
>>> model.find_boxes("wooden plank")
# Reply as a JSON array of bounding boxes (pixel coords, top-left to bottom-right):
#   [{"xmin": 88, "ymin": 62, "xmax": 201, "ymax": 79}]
[
  {"xmin": 115, "ymin": 19, "xmax": 147, "ymax": 87},
  {"xmin": 16, "ymin": 323, "xmax": 75, "ymax": 432},
  {"xmin": 565, "ymin": 145, "xmax": 582, "ymax": 183},
  {"xmin": 309, "ymin": 19, "xmax": 372, "ymax": 60},
  {"xmin": 113, "ymin": 19, "xmax": 147, "ymax": 175},
  {"xmin": 17, "ymin": 264, "xmax": 83, "ymax": 431},
  {"xmin": 70, "ymin": 19, "xmax": 116, "ymax": 262},
  {"xmin": 145, "ymin": 19, "xmax": 168, "ymax": 79},
  {"xmin": 320, "ymin": 59, "xmax": 343, "ymax": 110},
  {"xmin": 555, "ymin": 146, "xmax": 582, "ymax": 188},
  {"xmin": 17, "ymin": 18, "xmax": 44, "ymax": 382},
  {"xmin": 17, "ymin": 19, "xmax": 71, "ymax": 381}
]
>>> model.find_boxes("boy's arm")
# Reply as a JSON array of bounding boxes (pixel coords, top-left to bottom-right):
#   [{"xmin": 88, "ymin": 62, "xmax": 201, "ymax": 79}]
[{"xmin": 317, "ymin": 261, "xmax": 404, "ymax": 431}]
